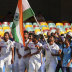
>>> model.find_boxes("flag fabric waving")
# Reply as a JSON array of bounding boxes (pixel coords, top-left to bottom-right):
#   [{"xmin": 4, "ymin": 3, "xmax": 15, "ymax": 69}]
[{"xmin": 11, "ymin": 0, "xmax": 35, "ymax": 46}]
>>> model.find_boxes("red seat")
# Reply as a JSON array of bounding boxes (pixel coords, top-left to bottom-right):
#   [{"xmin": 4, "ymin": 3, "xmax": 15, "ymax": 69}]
[
  {"xmin": 50, "ymin": 27, "xmax": 56, "ymax": 30},
  {"xmin": 65, "ymin": 28, "xmax": 71, "ymax": 31},
  {"xmin": 64, "ymin": 23, "xmax": 70, "ymax": 26}
]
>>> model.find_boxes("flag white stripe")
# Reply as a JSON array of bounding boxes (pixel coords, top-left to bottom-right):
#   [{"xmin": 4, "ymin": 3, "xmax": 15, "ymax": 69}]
[
  {"xmin": 16, "ymin": 23, "xmax": 23, "ymax": 44},
  {"xmin": 22, "ymin": 0, "xmax": 30, "ymax": 11}
]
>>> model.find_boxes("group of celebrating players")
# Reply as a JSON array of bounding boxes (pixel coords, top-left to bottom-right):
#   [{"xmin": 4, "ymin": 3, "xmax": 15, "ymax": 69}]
[{"xmin": 0, "ymin": 29, "xmax": 72, "ymax": 72}]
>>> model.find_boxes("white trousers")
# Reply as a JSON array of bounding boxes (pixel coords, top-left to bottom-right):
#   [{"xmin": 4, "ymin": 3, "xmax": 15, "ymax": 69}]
[
  {"xmin": 4, "ymin": 54, "xmax": 12, "ymax": 72},
  {"xmin": 18, "ymin": 57, "xmax": 29, "ymax": 72},
  {"xmin": 41, "ymin": 57, "xmax": 46, "ymax": 72},
  {"xmin": 45, "ymin": 61, "xmax": 57, "ymax": 72},
  {"xmin": 14, "ymin": 57, "xmax": 19, "ymax": 72},
  {"xmin": 29, "ymin": 56, "xmax": 41, "ymax": 72},
  {"xmin": 0, "ymin": 59, "xmax": 4, "ymax": 72}
]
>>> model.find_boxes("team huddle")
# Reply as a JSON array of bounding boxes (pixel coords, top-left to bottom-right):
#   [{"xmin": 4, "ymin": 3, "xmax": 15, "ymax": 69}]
[{"xmin": 0, "ymin": 30, "xmax": 72, "ymax": 72}]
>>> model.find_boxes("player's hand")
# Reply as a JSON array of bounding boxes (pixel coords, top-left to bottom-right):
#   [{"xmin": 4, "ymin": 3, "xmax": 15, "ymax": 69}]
[
  {"xmin": 59, "ymin": 49, "xmax": 62, "ymax": 54},
  {"xmin": 71, "ymin": 59, "xmax": 72, "ymax": 62},
  {"xmin": 18, "ymin": 54, "xmax": 22, "ymax": 59},
  {"xmin": 23, "ymin": 55, "xmax": 27, "ymax": 58},
  {"xmin": 27, "ymin": 54, "xmax": 32, "ymax": 57},
  {"xmin": 0, "ymin": 46, "xmax": 2, "ymax": 51},
  {"xmin": 11, "ymin": 59, "xmax": 14, "ymax": 64},
  {"xmin": 35, "ymin": 45, "xmax": 40, "ymax": 49},
  {"xmin": 51, "ymin": 53, "xmax": 55, "ymax": 56}
]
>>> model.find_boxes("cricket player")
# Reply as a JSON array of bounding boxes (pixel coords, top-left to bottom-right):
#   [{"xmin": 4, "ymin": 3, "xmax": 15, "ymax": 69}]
[
  {"xmin": 17, "ymin": 31, "xmax": 31, "ymax": 72},
  {"xmin": 28, "ymin": 35, "xmax": 42, "ymax": 72},
  {"xmin": 13, "ymin": 41, "xmax": 19, "ymax": 72},
  {"xmin": 0, "ymin": 39, "xmax": 5, "ymax": 72},
  {"xmin": 43, "ymin": 36, "xmax": 61, "ymax": 72},
  {"xmin": 3, "ymin": 32, "xmax": 14, "ymax": 72}
]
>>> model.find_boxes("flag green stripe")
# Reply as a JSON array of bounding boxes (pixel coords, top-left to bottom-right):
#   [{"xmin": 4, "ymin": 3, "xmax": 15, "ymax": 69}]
[
  {"xmin": 11, "ymin": 22, "xmax": 19, "ymax": 42},
  {"xmin": 23, "ymin": 8, "xmax": 35, "ymax": 21}
]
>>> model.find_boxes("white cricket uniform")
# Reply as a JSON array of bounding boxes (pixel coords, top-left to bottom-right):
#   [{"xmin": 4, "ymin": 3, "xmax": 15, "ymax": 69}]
[
  {"xmin": 3, "ymin": 40, "xmax": 14, "ymax": 72},
  {"xmin": 13, "ymin": 41, "xmax": 19, "ymax": 72},
  {"xmin": 0, "ymin": 40, "xmax": 6, "ymax": 72},
  {"xmin": 43, "ymin": 43, "xmax": 59, "ymax": 72},
  {"xmin": 18, "ymin": 40, "xmax": 30, "ymax": 72},
  {"xmin": 28, "ymin": 42, "xmax": 42, "ymax": 72},
  {"xmin": 41, "ymin": 57, "xmax": 46, "ymax": 72}
]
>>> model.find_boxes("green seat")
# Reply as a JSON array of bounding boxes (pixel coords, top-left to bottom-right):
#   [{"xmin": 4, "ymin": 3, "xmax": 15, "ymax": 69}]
[
  {"xmin": 40, "ymin": 25, "xmax": 47, "ymax": 28},
  {"xmin": 48, "ymin": 23, "xmax": 56, "ymax": 28},
  {"xmin": 36, "ymin": 32, "xmax": 41, "ymax": 35},
  {"xmin": 26, "ymin": 27, "xmax": 34, "ymax": 32},
  {"xmin": 64, "ymin": 26, "xmax": 70, "ymax": 29},
  {"xmin": 25, "ymin": 22, "xmax": 32, "ymax": 25},
  {"xmin": 51, "ymin": 29, "xmax": 56, "ymax": 33},
  {"xmin": 9, "ymin": 22, "xmax": 13, "ymax": 28},
  {"xmin": 34, "ymin": 27, "xmax": 40, "ymax": 30},
  {"xmin": 71, "ymin": 23, "xmax": 72, "ymax": 26},
  {"xmin": 33, "ymin": 22, "xmax": 37, "ymax": 25},
  {"xmin": 57, "ymin": 26, "xmax": 63, "ymax": 29},
  {"xmin": 2, "ymin": 24, "xmax": 9, "ymax": 27}
]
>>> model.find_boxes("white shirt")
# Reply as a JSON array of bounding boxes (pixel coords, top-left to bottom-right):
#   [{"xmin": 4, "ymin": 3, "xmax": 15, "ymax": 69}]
[
  {"xmin": 17, "ymin": 39, "xmax": 30, "ymax": 57},
  {"xmin": 0, "ymin": 40, "xmax": 14, "ymax": 58},
  {"xmin": 13, "ymin": 41, "xmax": 18, "ymax": 59},
  {"xmin": 43, "ymin": 43, "xmax": 59, "ymax": 64},
  {"xmin": 28, "ymin": 42, "xmax": 42, "ymax": 59}
]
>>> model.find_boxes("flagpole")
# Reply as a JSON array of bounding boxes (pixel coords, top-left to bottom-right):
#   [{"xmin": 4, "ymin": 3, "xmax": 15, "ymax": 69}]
[
  {"xmin": 34, "ymin": 16, "xmax": 48, "ymax": 42},
  {"xmin": 33, "ymin": 16, "xmax": 60, "ymax": 65},
  {"xmin": 34, "ymin": 15, "xmax": 56, "ymax": 54},
  {"xmin": 34, "ymin": 16, "xmax": 50, "ymax": 47}
]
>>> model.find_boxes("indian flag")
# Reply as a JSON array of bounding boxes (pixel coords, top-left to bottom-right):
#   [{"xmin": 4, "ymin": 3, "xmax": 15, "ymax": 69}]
[{"xmin": 11, "ymin": 0, "xmax": 35, "ymax": 46}]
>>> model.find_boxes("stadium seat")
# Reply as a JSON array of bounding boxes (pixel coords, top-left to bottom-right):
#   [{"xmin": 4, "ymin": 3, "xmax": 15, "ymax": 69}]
[
  {"xmin": 64, "ymin": 26, "xmax": 70, "ymax": 29},
  {"xmin": 56, "ymin": 26, "xmax": 63, "ymax": 29},
  {"xmin": 9, "ymin": 22, "xmax": 13, "ymax": 28},
  {"xmin": 3, "ymin": 27, "xmax": 10, "ymax": 31},
  {"xmin": 50, "ymin": 29, "xmax": 56, "ymax": 33},
  {"xmin": 42, "ymin": 27, "xmax": 49, "ymax": 31},
  {"xmin": 26, "ymin": 27, "xmax": 34, "ymax": 32},
  {"xmin": 36, "ymin": 31, "xmax": 41, "ymax": 35},
  {"xmin": 0, "ymin": 22, "xmax": 2, "ymax": 25},
  {"xmin": 0, "ymin": 27, "xmax": 2, "ymax": 29},
  {"xmin": 71, "ymin": 23, "xmax": 72, "ymax": 26},
  {"xmin": 4, "ymin": 29, "xmax": 11, "ymax": 33},
  {"xmin": 48, "ymin": 23, "xmax": 56, "ymax": 28},
  {"xmin": 33, "ymin": 22, "xmax": 38, "ymax": 25},
  {"xmin": 43, "ymin": 29, "xmax": 49, "ymax": 32},
  {"xmin": 56, "ymin": 23, "xmax": 63, "ymax": 26},
  {"xmin": 34, "ymin": 27, "xmax": 40, "ymax": 30},
  {"xmin": 25, "ymin": 25, "xmax": 33, "ymax": 29},
  {"xmin": 67, "ymin": 29, "xmax": 72, "ymax": 33},
  {"xmin": 0, "ymin": 29, "xmax": 4, "ymax": 37},
  {"xmin": 25, "ymin": 22, "xmax": 32, "ymax": 25},
  {"xmin": 35, "ymin": 29, "xmax": 41, "ymax": 32},
  {"xmin": 2, "ymin": 24, "xmax": 9, "ymax": 27},
  {"xmin": 40, "ymin": 25, "xmax": 47, "ymax": 28},
  {"xmin": 40, "ymin": 22, "xmax": 48, "ymax": 26},
  {"xmin": 33, "ymin": 25, "xmax": 39, "ymax": 28},
  {"xmin": 50, "ymin": 27, "xmax": 56, "ymax": 30},
  {"xmin": 63, "ymin": 23, "xmax": 70, "ymax": 26},
  {"xmin": 60, "ymin": 31, "xmax": 66, "ymax": 35}
]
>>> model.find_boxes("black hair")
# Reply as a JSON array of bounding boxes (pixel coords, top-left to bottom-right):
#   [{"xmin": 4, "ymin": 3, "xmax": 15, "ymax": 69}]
[
  {"xmin": 29, "ymin": 33, "xmax": 33, "ymax": 36},
  {"xmin": 33, "ymin": 35, "xmax": 39, "ymax": 40},
  {"xmin": 4, "ymin": 32, "xmax": 9, "ymax": 37},
  {"xmin": 61, "ymin": 34, "xmax": 64, "ymax": 36},
  {"xmin": 24, "ymin": 31, "xmax": 28, "ymax": 34},
  {"xmin": 50, "ymin": 35, "xmax": 55, "ymax": 39}
]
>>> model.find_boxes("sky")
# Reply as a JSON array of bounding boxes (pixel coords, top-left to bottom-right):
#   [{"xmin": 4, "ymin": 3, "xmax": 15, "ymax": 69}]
[{"xmin": 0, "ymin": 0, "xmax": 72, "ymax": 22}]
